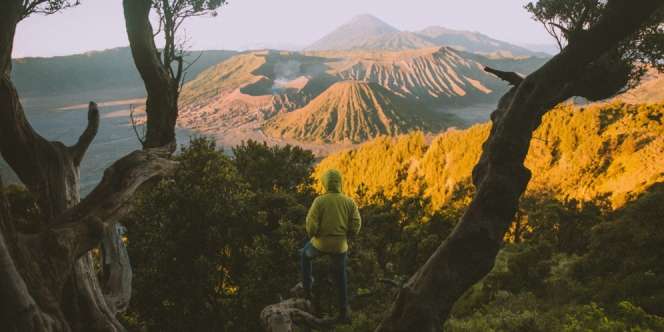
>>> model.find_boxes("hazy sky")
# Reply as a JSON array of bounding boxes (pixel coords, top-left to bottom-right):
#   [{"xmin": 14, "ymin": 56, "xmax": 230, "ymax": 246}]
[{"xmin": 13, "ymin": 0, "xmax": 553, "ymax": 58}]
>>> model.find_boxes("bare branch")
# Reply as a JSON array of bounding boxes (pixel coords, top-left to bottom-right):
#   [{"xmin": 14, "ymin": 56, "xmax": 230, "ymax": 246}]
[
  {"xmin": 54, "ymin": 147, "xmax": 177, "ymax": 227},
  {"xmin": 550, "ymin": 22, "xmax": 572, "ymax": 36},
  {"xmin": 483, "ymin": 66, "xmax": 524, "ymax": 86},
  {"xmin": 174, "ymin": 55, "xmax": 184, "ymax": 84},
  {"xmin": 183, "ymin": 50, "xmax": 202, "ymax": 74},
  {"xmin": 69, "ymin": 102, "xmax": 100, "ymax": 167},
  {"xmin": 152, "ymin": 15, "xmax": 163, "ymax": 37},
  {"xmin": 21, "ymin": 0, "xmax": 80, "ymax": 20},
  {"xmin": 129, "ymin": 104, "xmax": 146, "ymax": 146}
]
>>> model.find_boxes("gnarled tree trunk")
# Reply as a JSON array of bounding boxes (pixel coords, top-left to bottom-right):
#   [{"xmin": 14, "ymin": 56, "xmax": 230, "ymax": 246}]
[
  {"xmin": 0, "ymin": 1, "xmax": 179, "ymax": 330},
  {"xmin": 375, "ymin": 1, "xmax": 664, "ymax": 331},
  {"xmin": 0, "ymin": 149, "xmax": 176, "ymax": 331},
  {"xmin": 123, "ymin": 0, "xmax": 180, "ymax": 150}
]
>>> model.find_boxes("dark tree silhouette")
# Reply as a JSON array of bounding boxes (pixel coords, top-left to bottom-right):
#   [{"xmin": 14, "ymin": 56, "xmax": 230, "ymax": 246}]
[
  {"xmin": 0, "ymin": 1, "xmax": 177, "ymax": 331},
  {"xmin": 375, "ymin": 1, "xmax": 664, "ymax": 331},
  {"xmin": 122, "ymin": 0, "xmax": 226, "ymax": 149}
]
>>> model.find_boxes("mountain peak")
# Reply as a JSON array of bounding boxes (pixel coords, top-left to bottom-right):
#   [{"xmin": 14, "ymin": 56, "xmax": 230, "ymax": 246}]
[
  {"xmin": 306, "ymin": 14, "xmax": 398, "ymax": 51},
  {"xmin": 347, "ymin": 14, "xmax": 395, "ymax": 28},
  {"xmin": 306, "ymin": 17, "xmax": 542, "ymax": 57}
]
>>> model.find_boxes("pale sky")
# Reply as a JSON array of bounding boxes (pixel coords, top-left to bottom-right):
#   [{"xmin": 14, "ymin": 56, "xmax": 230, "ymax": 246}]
[{"xmin": 13, "ymin": 0, "xmax": 553, "ymax": 58}]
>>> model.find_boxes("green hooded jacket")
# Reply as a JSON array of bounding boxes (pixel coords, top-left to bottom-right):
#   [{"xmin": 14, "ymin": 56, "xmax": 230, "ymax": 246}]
[{"xmin": 306, "ymin": 169, "xmax": 361, "ymax": 253}]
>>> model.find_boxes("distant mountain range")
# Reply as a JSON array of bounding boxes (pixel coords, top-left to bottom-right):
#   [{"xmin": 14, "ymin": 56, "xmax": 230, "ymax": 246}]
[
  {"xmin": 7, "ymin": 14, "xmax": 553, "ymax": 146},
  {"xmin": 177, "ymin": 47, "xmax": 546, "ymax": 144},
  {"xmin": 12, "ymin": 47, "xmax": 237, "ymax": 98},
  {"xmin": 306, "ymin": 14, "xmax": 549, "ymax": 57}
]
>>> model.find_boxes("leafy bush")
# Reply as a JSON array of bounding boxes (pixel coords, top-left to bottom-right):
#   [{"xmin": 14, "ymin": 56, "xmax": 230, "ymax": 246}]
[
  {"xmin": 125, "ymin": 138, "xmax": 258, "ymax": 331},
  {"xmin": 124, "ymin": 138, "xmax": 314, "ymax": 331}
]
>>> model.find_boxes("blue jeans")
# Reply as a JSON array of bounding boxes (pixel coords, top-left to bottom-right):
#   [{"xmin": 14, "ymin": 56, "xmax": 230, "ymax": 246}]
[{"xmin": 301, "ymin": 240, "xmax": 348, "ymax": 309}]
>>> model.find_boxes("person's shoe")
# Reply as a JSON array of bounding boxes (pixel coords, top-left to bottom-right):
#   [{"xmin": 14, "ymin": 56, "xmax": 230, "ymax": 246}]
[{"xmin": 337, "ymin": 306, "xmax": 352, "ymax": 325}]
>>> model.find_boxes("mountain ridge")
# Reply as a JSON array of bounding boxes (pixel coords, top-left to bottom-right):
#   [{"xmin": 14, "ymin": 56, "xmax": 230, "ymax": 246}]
[
  {"xmin": 306, "ymin": 14, "xmax": 547, "ymax": 57},
  {"xmin": 176, "ymin": 47, "xmax": 546, "ymax": 144},
  {"xmin": 12, "ymin": 47, "xmax": 237, "ymax": 98},
  {"xmin": 263, "ymin": 80, "xmax": 457, "ymax": 143}
]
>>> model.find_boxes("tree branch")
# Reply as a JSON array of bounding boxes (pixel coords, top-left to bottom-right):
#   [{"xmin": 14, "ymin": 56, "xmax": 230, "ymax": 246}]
[
  {"xmin": 129, "ymin": 104, "xmax": 147, "ymax": 145},
  {"xmin": 0, "ymin": 73, "xmax": 50, "ymax": 182},
  {"xmin": 54, "ymin": 147, "xmax": 177, "ymax": 227},
  {"xmin": 69, "ymin": 102, "xmax": 100, "ymax": 167},
  {"xmin": 550, "ymin": 22, "xmax": 572, "ymax": 36},
  {"xmin": 174, "ymin": 55, "xmax": 184, "ymax": 84},
  {"xmin": 483, "ymin": 66, "xmax": 524, "ymax": 86}
]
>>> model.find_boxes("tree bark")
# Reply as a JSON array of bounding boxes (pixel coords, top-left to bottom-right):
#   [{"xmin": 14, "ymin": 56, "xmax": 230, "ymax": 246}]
[
  {"xmin": 0, "ymin": 176, "xmax": 54, "ymax": 332},
  {"xmin": 100, "ymin": 223, "xmax": 132, "ymax": 315},
  {"xmin": 123, "ymin": 0, "xmax": 179, "ymax": 150},
  {"xmin": 0, "ymin": 1, "xmax": 178, "ymax": 330},
  {"xmin": 0, "ymin": 149, "xmax": 176, "ymax": 331},
  {"xmin": 375, "ymin": 1, "xmax": 664, "ymax": 331}
]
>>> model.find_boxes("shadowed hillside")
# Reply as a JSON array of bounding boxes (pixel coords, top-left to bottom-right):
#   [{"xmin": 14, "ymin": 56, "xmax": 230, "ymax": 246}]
[
  {"xmin": 263, "ymin": 81, "xmax": 458, "ymax": 143},
  {"xmin": 12, "ymin": 47, "xmax": 236, "ymax": 98}
]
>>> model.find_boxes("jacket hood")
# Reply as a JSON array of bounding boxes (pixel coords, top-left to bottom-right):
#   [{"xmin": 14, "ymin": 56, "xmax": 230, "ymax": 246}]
[{"xmin": 322, "ymin": 169, "xmax": 342, "ymax": 193}]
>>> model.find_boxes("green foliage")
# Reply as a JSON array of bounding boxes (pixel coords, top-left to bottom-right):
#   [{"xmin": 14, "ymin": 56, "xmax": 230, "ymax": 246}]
[
  {"xmin": 20, "ymin": 0, "xmax": 80, "ymax": 19},
  {"xmin": 232, "ymin": 140, "xmax": 315, "ymax": 194},
  {"xmin": 120, "ymin": 102, "xmax": 663, "ymax": 331},
  {"xmin": 122, "ymin": 136, "xmax": 460, "ymax": 331},
  {"xmin": 123, "ymin": 137, "xmax": 313, "ymax": 331},
  {"xmin": 447, "ymin": 295, "xmax": 664, "ymax": 332},
  {"xmin": 525, "ymin": 0, "xmax": 664, "ymax": 88},
  {"xmin": 572, "ymin": 184, "xmax": 664, "ymax": 315},
  {"xmin": 525, "ymin": 0, "xmax": 605, "ymax": 47},
  {"xmin": 316, "ymin": 102, "xmax": 664, "ymax": 213},
  {"xmin": 448, "ymin": 185, "xmax": 664, "ymax": 331},
  {"xmin": 562, "ymin": 301, "xmax": 664, "ymax": 332},
  {"xmin": 124, "ymin": 138, "xmax": 256, "ymax": 331}
]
